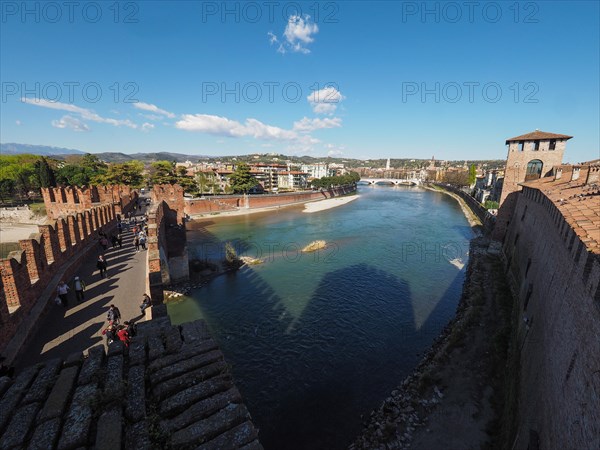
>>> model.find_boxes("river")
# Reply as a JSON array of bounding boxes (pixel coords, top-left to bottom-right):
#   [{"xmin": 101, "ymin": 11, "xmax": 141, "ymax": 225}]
[{"xmin": 167, "ymin": 185, "xmax": 473, "ymax": 449}]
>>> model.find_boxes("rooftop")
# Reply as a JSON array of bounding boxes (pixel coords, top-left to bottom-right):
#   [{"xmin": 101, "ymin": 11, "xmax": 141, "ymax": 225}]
[
  {"xmin": 505, "ymin": 130, "xmax": 573, "ymax": 144},
  {"xmin": 522, "ymin": 161, "xmax": 600, "ymax": 254}
]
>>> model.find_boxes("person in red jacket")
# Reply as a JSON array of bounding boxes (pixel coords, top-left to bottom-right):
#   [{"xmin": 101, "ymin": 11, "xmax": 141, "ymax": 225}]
[{"xmin": 116, "ymin": 326, "xmax": 130, "ymax": 347}]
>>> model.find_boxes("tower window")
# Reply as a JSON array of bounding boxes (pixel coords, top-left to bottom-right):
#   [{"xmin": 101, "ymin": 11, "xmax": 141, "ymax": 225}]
[
  {"xmin": 518, "ymin": 141, "xmax": 524, "ymax": 151},
  {"xmin": 525, "ymin": 160, "xmax": 543, "ymax": 181},
  {"xmin": 549, "ymin": 140, "xmax": 556, "ymax": 150},
  {"xmin": 533, "ymin": 141, "xmax": 540, "ymax": 151}
]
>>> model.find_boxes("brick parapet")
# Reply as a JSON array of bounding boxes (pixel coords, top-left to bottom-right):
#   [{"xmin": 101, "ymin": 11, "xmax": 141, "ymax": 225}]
[
  {"xmin": 41, "ymin": 185, "xmax": 134, "ymax": 221},
  {"xmin": 501, "ymin": 184, "xmax": 600, "ymax": 449},
  {"xmin": 0, "ymin": 194, "xmax": 136, "ymax": 351}
]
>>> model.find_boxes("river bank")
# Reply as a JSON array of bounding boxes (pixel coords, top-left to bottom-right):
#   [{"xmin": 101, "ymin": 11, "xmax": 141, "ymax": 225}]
[
  {"xmin": 188, "ymin": 190, "xmax": 359, "ymax": 220},
  {"xmin": 422, "ymin": 183, "xmax": 482, "ymax": 229},
  {"xmin": 350, "ymin": 206, "xmax": 516, "ymax": 448}
]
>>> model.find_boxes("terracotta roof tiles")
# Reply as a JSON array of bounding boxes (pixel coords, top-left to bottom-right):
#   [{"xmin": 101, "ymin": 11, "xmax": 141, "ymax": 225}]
[{"xmin": 505, "ymin": 130, "xmax": 573, "ymax": 144}]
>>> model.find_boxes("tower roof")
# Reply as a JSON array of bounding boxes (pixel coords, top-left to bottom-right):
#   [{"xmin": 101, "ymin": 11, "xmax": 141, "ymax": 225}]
[{"xmin": 505, "ymin": 130, "xmax": 573, "ymax": 144}]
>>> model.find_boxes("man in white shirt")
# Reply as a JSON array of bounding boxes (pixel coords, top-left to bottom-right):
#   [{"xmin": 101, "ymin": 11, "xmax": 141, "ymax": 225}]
[{"xmin": 57, "ymin": 281, "xmax": 69, "ymax": 308}]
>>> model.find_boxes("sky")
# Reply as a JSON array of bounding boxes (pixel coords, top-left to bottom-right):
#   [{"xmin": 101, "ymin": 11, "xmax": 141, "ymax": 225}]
[{"xmin": 1, "ymin": 1, "xmax": 599, "ymax": 162}]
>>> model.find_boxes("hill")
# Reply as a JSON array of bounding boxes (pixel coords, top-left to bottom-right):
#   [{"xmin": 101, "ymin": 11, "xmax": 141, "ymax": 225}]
[{"xmin": 0, "ymin": 143, "xmax": 85, "ymax": 156}]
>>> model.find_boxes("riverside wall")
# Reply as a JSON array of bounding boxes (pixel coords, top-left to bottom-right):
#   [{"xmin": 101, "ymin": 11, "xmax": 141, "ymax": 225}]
[
  {"xmin": 184, "ymin": 185, "xmax": 357, "ymax": 216},
  {"xmin": 500, "ymin": 184, "xmax": 600, "ymax": 449}
]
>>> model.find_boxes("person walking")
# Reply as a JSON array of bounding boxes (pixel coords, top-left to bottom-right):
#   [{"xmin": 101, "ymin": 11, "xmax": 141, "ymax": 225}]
[
  {"xmin": 102, "ymin": 323, "xmax": 117, "ymax": 345},
  {"xmin": 139, "ymin": 234, "xmax": 146, "ymax": 250},
  {"xmin": 56, "ymin": 281, "xmax": 70, "ymax": 308},
  {"xmin": 99, "ymin": 235, "xmax": 109, "ymax": 252},
  {"xmin": 117, "ymin": 233, "xmax": 123, "ymax": 248},
  {"xmin": 73, "ymin": 276, "xmax": 86, "ymax": 302},
  {"xmin": 134, "ymin": 235, "xmax": 140, "ymax": 252},
  {"xmin": 96, "ymin": 255, "xmax": 108, "ymax": 278},
  {"xmin": 107, "ymin": 304, "xmax": 121, "ymax": 324}
]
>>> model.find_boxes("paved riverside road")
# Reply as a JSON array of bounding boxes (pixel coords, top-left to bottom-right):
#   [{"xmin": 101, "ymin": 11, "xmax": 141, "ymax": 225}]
[{"xmin": 15, "ymin": 210, "xmax": 151, "ymax": 370}]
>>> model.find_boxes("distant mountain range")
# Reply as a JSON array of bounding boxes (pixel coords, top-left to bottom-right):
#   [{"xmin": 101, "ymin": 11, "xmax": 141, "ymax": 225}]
[
  {"xmin": 0, "ymin": 143, "xmax": 208, "ymax": 163},
  {"xmin": 1, "ymin": 143, "xmax": 85, "ymax": 156}
]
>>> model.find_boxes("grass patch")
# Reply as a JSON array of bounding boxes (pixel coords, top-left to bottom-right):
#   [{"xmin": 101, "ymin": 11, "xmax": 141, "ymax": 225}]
[
  {"xmin": 29, "ymin": 202, "xmax": 46, "ymax": 217},
  {"xmin": 0, "ymin": 242, "xmax": 21, "ymax": 259}
]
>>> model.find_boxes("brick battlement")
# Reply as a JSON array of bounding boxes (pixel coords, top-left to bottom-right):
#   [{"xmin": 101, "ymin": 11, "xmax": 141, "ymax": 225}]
[
  {"xmin": 1, "ymin": 188, "xmax": 137, "ymax": 352},
  {"xmin": 499, "ymin": 160, "xmax": 600, "ymax": 449},
  {"xmin": 42, "ymin": 185, "xmax": 137, "ymax": 220}
]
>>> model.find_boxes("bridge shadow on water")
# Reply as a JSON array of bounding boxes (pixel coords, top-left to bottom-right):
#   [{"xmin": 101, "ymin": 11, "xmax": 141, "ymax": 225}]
[{"xmin": 184, "ymin": 249, "xmax": 467, "ymax": 450}]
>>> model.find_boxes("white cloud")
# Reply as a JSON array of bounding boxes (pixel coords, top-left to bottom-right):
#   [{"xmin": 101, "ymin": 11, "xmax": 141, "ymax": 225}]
[
  {"xmin": 293, "ymin": 117, "xmax": 342, "ymax": 132},
  {"xmin": 176, "ymin": 113, "xmax": 323, "ymax": 154},
  {"xmin": 141, "ymin": 122, "xmax": 155, "ymax": 132},
  {"xmin": 139, "ymin": 113, "xmax": 164, "ymax": 121},
  {"xmin": 15, "ymin": 120, "xmax": 22, "ymax": 126},
  {"xmin": 269, "ymin": 15, "xmax": 318, "ymax": 54},
  {"xmin": 132, "ymin": 102, "xmax": 175, "ymax": 119},
  {"xmin": 325, "ymin": 143, "xmax": 345, "ymax": 157},
  {"xmin": 23, "ymin": 98, "xmax": 138, "ymax": 129},
  {"xmin": 307, "ymin": 86, "xmax": 345, "ymax": 115},
  {"xmin": 175, "ymin": 114, "xmax": 299, "ymax": 141},
  {"xmin": 51, "ymin": 115, "xmax": 91, "ymax": 132}
]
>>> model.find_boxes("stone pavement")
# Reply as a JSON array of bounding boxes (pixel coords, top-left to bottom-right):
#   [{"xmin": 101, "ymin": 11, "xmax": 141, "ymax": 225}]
[{"xmin": 15, "ymin": 210, "xmax": 151, "ymax": 370}]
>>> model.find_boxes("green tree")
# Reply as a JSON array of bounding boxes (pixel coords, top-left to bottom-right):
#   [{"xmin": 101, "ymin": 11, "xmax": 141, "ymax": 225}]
[
  {"xmin": 468, "ymin": 164, "xmax": 477, "ymax": 186},
  {"xmin": 148, "ymin": 161, "xmax": 177, "ymax": 185},
  {"xmin": 228, "ymin": 163, "xmax": 258, "ymax": 194},
  {"xmin": 97, "ymin": 161, "xmax": 145, "ymax": 187},
  {"xmin": 35, "ymin": 157, "xmax": 56, "ymax": 188}
]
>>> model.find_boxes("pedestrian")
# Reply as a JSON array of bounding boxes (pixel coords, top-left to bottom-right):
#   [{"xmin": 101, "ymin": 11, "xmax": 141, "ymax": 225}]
[
  {"xmin": 134, "ymin": 235, "xmax": 140, "ymax": 252},
  {"xmin": 124, "ymin": 320, "xmax": 137, "ymax": 337},
  {"xmin": 102, "ymin": 323, "xmax": 117, "ymax": 345},
  {"xmin": 56, "ymin": 280, "xmax": 69, "ymax": 308},
  {"xmin": 96, "ymin": 255, "xmax": 108, "ymax": 278},
  {"xmin": 117, "ymin": 233, "xmax": 123, "ymax": 248},
  {"xmin": 99, "ymin": 235, "xmax": 109, "ymax": 251},
  {"xmin": 140, "ymin": 294, "xmax": 151, "ymax": 315},
  {"xmin": 73, "ymin": 276, "xmax": 86, "ymax": 302},
  {"xmin": 139, "ymin": 235, "xmax": 146, "ymax": 250},
  {"xmin": 107, "ymin": 304, "xmax": 121, "ymax": 324},
  {"xmin": 111, "ymin": 234, "xmax": 118, "ymax": 248},
  {"xmin": 117, "ymin": 221, "xmax": 122, "ymax": 233},
  {"xmin": 117, "ymin": 325, "xmax": 130, "ymax": 347}
]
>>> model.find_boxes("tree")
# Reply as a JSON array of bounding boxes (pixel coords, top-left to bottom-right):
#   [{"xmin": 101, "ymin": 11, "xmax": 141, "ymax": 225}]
[
  {"xmin": 468, "ymin": 164, "xmax": 477, "ymax": 186},
  {"xmin": 35, "ymin": 157, "xmax": 56, "ymax": 188},
  {"xmin": 228, "ymin": 163, "xmax": 258, "ymax": 194},
  {"xmin": 148, "ymin": 161, "xmax": 177, "ymax": 185},
  {"xmin": 97, "ymin": 161, "xmax": 145, "ymax": 187}
]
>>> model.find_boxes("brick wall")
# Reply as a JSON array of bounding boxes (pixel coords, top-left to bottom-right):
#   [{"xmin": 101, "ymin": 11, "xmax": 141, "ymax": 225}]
[
  {"xmin": 502, "ymin": 187, "xmax": 600, "ymax": 449},
  {"xmin": 499, "ymin": 140, "xmax": 566, "ymax": 207},
  {"xmin": 184, "ymin": 186, "xmax": 356, "ymax": 215},
  {"xmin": 0, "ymin": 186, "xmax": 136, "ymax": 352}
]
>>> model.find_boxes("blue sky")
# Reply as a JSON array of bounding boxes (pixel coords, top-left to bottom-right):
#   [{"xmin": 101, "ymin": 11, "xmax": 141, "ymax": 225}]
[{"xmin": 1, "ymin": 1, "xmax": 598, "ymax": 162}]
